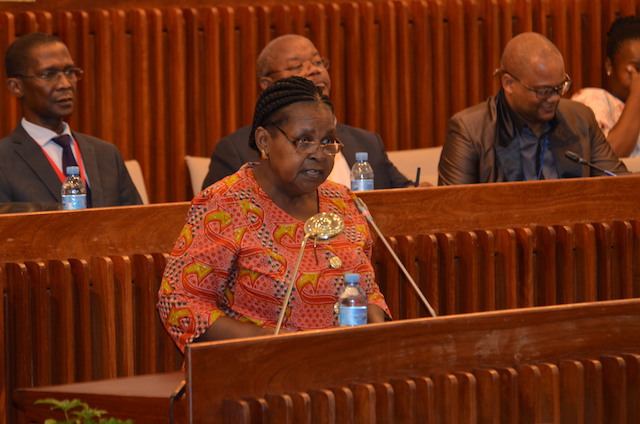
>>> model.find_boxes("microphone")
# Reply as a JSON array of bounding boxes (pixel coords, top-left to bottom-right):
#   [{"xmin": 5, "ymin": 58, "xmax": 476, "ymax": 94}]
[
  {"xmin": 274, "ymin": 212, "xmax": 345, "ymax": 335},
  {"xmin": 353, "ymin": 196, "xmax": 437, "ymax": 318},
  {"xmin": 565, "ymin": 151, "xmax": 618, "ymax": 176}
]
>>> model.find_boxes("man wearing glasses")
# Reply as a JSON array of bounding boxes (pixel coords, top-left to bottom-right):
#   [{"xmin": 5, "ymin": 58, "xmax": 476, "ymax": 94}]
[
  {"xmin": 438, "ymin": 32, "xmax": 628, "ymax": 185},
  {"xmin": 0, "ymin": 32, "xmax": 141, "ymax": 208},
  {"xmin": 202, "ymin": 34, "xmax": 413, "ymax": 190}
]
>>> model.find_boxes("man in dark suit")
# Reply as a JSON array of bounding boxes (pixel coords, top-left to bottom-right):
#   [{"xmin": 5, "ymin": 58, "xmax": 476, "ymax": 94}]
[
  {"xmin": 0, "ymin": 33, "xmax": 141, "ymax": 208},
  {"xmin": 202, "ymin": 34, "xmax": 412, "ymax": 190},
  {"xmin": 438, "ymin": 32, "xmax": 627, "ymax": 185}
]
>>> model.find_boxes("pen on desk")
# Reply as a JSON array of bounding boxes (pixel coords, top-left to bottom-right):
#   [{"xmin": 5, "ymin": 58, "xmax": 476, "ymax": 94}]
[{"xmin": 415, "ymin": 167, "xmax": 421, "ymax": 187}]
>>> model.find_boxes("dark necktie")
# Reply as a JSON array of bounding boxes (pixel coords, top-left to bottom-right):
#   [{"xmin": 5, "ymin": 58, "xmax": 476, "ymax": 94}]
[
  {"xmin": 51, "ymin": 134, "xmax": 92, "ymax": 207},
  {"xmin": 51, "ymin": 134, "xmax": 78, "ymax": 176}
]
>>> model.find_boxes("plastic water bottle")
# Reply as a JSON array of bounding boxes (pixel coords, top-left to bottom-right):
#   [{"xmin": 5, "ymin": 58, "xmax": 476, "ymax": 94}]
[
  {"xmin": 338, "ymin": 273, "xmax": 367, "ymax": 326},
  {"xmin": 350, "ymin": 152, "xmax": 374, "ymax": 191},
  {"xmin": 61, "ymin": 166, "xmax": 87, "ymax": 210}
]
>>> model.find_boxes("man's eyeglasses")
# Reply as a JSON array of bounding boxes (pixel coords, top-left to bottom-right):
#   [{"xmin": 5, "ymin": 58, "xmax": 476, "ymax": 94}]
[
  {"xmin": 274, "ymin": 126, "xmax": 343, "ymax": 155},
  {"xmin": 16, "ymin": 67, "xmax": 84, "ymax": 83},
  {"xmin": 266, "ymin": 58, "xmax": 330, "ymax": 77},
  {"xmin": 496, "ymin": 69, "xmax": 572, "ymax": 100}
]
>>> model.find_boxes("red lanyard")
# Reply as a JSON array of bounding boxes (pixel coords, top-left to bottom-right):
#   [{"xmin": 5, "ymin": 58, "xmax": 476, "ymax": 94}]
[{"xmin": 40, "ymin": 136, "xmax": 89, "ymax": 185}]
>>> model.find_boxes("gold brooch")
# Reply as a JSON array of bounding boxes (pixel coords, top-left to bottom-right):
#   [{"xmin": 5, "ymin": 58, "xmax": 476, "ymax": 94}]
[{"xmin": 329, "ymin": 256, "xmax": 342, "ymax": 269}]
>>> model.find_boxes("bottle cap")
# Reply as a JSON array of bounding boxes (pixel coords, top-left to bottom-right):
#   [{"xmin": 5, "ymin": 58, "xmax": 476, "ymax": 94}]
[
  {"xmin": 344, "ymin": 273, "xmax": 360, "ymax": 284},
  {"xmin": 355, "ymin": 152, "xmax": 368, "ymax": 161},
  {"xmin": 66, "ymin": 166, "xmax": 80, "ymax": 175}
]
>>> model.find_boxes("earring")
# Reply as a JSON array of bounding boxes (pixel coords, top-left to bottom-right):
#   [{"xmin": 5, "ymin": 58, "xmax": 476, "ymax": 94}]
[
  {"xmin": 261, "ymin": 150, "xmax": 269, "ymax": 159},
  {"xmin": 607, "ymin": 70, "xmax": 611, "ymax": 76}
]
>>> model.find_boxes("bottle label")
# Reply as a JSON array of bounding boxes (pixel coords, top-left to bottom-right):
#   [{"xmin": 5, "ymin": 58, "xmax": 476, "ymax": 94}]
[
  {"xmin": 62, "ymin": 194, "xmax": 87, "ymax": 210},
  {"xmin": 351, "ymin": 179, "xmax": 374, "ymax": 192},
  {"xmin": 339, "ymin": 306, "xmax": 367, "ymax": 326}
]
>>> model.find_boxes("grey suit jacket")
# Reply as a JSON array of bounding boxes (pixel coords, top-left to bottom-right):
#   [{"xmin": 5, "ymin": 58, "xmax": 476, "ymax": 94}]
[
  {"xmin": 202, "ymin": 123, "xmax": 412, "ymax": 190},
  {"xmin": 438, "ymin": 95, "xmax": 628, "ymax": 185},
  {"xmin": 0, "ymin": 124, "xmax": 142, "ymax": 207}
]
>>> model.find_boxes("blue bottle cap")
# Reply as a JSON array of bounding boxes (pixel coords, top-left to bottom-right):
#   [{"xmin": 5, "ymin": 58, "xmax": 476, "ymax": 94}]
[
  {"xmin": 344, "ymin": 273, "xmax": 360, "ymax": 284},
  {"xmin": 355, "ymin": 152, "xmax": 368, "ymax": 161},
  {"xmin": 66, "ymin": 166, "xmax": 80, "ymax": 175}
]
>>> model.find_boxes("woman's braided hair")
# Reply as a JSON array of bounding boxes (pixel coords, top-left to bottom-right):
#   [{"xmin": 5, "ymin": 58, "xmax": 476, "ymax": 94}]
[
  {"xmin": 249, "ymin": 76, "xmax": 334, "ymax": 151},
  {"xmin": 606, "ymin": 16, "xmax": 640, "ymax": 62}
]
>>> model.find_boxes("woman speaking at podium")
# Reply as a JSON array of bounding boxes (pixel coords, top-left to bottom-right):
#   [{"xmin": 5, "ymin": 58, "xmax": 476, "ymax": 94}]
[{"xmin": 158, "ymin": 76, "xmax": 389, "ymax": 350}]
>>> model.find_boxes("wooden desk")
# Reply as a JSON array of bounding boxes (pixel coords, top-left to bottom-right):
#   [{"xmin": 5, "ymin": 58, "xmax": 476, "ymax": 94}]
[{"xmin": 13, "ymin": 372, "xmax": 186, "ymax": 424}]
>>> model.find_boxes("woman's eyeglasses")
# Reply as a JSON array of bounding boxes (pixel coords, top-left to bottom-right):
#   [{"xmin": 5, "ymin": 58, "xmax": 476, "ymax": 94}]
[{"xmin": 275, "ymin": 126, "xmax": 343, "ymax": 155}]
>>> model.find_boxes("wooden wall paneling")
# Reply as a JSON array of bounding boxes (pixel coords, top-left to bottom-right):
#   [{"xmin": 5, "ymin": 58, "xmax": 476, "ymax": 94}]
[
  {"xmin": 265, "ymin": 393, "xmax": 294, "ymax": 424},
  {"xmin": 566, "ymin": 0, "xmax": 584, "ymax": 91},
  {"xmin": 632, "ymin": 221, "xmax": 640, "ymax": 297},
  {"xmin": 47, "ymin": 260, "xmax": 76, "ymax": 385},
  {"xmin": 453, "ymin": 371, "xmax": 477, "ymax": 423},
  {"xmin": 91, "ymin": 10, "xmax": 115, "ymax": 144},
  {"xmin": 329, "ymin": 387, "xmax": 354, "ymax": 423},
  {"xmin": 109, "ymin": 255, "xmax": 135, "ymax": 377},
  {"xmin": 309, "ymin": 389, "xmax": 337, "ymax": 424},
  {"xmin": 372, "ymin": 382, "xmax": 394, "ymax": 424},
  {"xmin": 410, "ymin": 376, "xmax": 435, "ymax": 424},
  {"xmin": 0, "ymin": 267, "xmax": 5, "ymax": 424},
  {"xmin": 4, "ymin": 263, "xmax": 31, "ymax": 424},
  {"xmin": 130, "ymin": 9, "xmax": 152, "ymax": 185},
  {"xmin": 474, "ymin": 368, "xmax": 501, "ymax": 424},
  {"xmin": 88, "ymin": 256, "xmax": 118, "ymax": 380},
  {"xmin": 217, "ymin": 7, "xmax": 239, "ymax": 138},
  {"xmin": 427, "ymin": 0, "xmax": 448, "ymax": 146},
  {"xmin": 553, "ymin": 225, "xmax": 575, "ymax": 304},
  {"xmin": 393, "ymin": 1, "xmax": 414, "ymax": 150},
  {"xmin": 558, "ymin": 360, "xmax": 585, "ymax": 423},
  {"xmin": 238, "ymin": 5, "xmax": 260, "ymax": 127},
  {"xmin": 474, "ymin": 231, "xmax": 497, "ymax": 312},
  {"xmin": 580, "ymin": 0, "xmax": 603, "ymax": 89},
  {"xmin": 409, "ymin": 1, "xmax": 436, "ymax": 147},
  {"xmin": 456, "ymin": 231, "xmax": 480, "ymax": 314},
  {"xmin": 580, "ymin": 358, "xmax": 604, "ymax": 422},
  {"xmin": 69, "ymin": 10, "xmax": 92, "ymax": 136},
  {"xmin": 132, "ymin": 254, "xmax": 160, "ymax": 374},
  {"xmin": 396, "ymin": 235, "xmax": 422, "ymax": 320},
  {"xmin": 184, "ymin": 8, "xmax": 205, "ymax": 159},
  {"xmin": 481, "ymin": 0, "xmax": 504, "ymax": 100},
  {"xmin": 600, "ymin": 355, "xmax": 628, "ymax": 423},
  {"xmin": 462, "ymin": 0, "xmax": 482, "ymax": 107},
  {"xmin": 613, "ymin": 221, "xmax": 634, "ymax": 299},
  {"xmin": 515, "ymin": 227, "xmax": 535, "ymax": 308},
  {"xmin": 432, "ymin": 373, "xmax": 459, "ymax": 424},
  {"xmin": 373, "ymin": 236, "xmax": 401, "ymax": 319},
  {"xmin": 290, "ymin": 392, "xmax": 312, "ymax": 424},
  {"xmin": 0, "ymin": 13, "xmax": 18, "ymax": 136},
  {"xmin": 201, "ymin": 7, "xmax": 223, "ymax": 160},
  {"xmin": 222, "ymin": 399, "xmax": 251, "ymax": 424},
  {"xmin": 573, "ymin": 223, "xmax": 597, "ymax": 302},
  {"xmin": 495, "ymin": 228, "xmax": 517, "ymax": 310},
  {"xmin": 68, "ymin": 259, "xmax": 94, "ymax": 381},
  {"xmin": 110, "ymin": 9, "xmax": 131, "ymax": 158},
  {"xmin": 538, "ymin": 363, "xmax": 560, "ymax": 424},
  {"xmin": 496, "ymin": 367, "xmax": 519, "ymax": 423},
  {"xmin": 390, "ymin": 379, "xmax": 417, "ymax": 424},
  {"xmin": 374, "ymin": 0, "xmax": 400, "ymax": 151},
  {"xmin": 245, "ymin": 397, "xmax": 269, "ymax": 423},
  {"xmin": 350, "ymin": 383, "xmax": 377, "ymax": 424},
  {"xmin": 444, "ymin": 0, "xmax": 467, "ymax": 117},
  {"xmin": 416, "ymin": 234, "xmax": 439, "ymax": 317},
  {"xmin": 511, "ymin": 0, "xmax": 533, "ymax": 34},
  {"xmin": 435, "ymin": 232, "xmax": 456, "ymax": 315},
  {"xmin": 517, "ymin": 364, "xmax": 542, "ymax": 424},
  {"xmin": 593, "ymin": 223, "xmax": 614, "ymax": 301},
  {"xmin": 166, "ymin": 8, "xmax": 188, "ymax": 202},
  {"xmin": 28, "ymin": 261, "xmax": 53, "ymax": 387},
  {"xmin": 146, "ymin": 8, "xmax": 167, "ymax": 203},
  {"xmin": 621, "ymin": 353, "xmax": 640, "ymax": 424},
  {"xmin": 55, "ymin": 11, "xmax": 80, "ymax": 133},
  {"xmin": 351, "ymin": 1, "xmax": 373, "ymax": 131},
  {"xmin": 534, "ymin": 226, "xmax": 557, "ymax": 307}
]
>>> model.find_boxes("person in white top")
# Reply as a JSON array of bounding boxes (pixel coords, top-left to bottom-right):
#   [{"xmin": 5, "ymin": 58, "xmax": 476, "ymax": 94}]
[{"xmin": 571, "ymin": 16, "xmax": 640, "ymax": 158}]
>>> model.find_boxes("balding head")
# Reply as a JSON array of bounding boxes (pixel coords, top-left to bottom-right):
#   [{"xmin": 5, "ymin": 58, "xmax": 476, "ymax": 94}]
[
  {"xmin": 256, "ymin": 34, "xmax": 331, "ymax": 96},
  {"xmin": 500, "ymin": 32, "xmax": 564, "ymax": 77}
]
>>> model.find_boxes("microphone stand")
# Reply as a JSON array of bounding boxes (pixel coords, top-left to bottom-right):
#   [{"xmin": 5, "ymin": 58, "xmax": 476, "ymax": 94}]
[
  {"xmin": 274, "ymin": 233, "xmax": 311, "ymax": 335},
  {"xmin": 565, "ymin": 150, "xmax": 618, "ymax": 176},
  {"xmin": 354, "ymin": 197, "xmax": 437, "ymax": 318}
]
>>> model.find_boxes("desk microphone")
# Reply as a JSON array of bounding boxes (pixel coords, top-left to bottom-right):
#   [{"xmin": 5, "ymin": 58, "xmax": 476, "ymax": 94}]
[
  {"xmin": 564, "ymin": 151, "xmax": 618, "ymax": 176},
  {"xmin": 353, "ymin": 196, "xmax": 437, "ymax": 318},
  {"xmin": 274, "ymin": 212, "xmax": 345, "ymax": 335}
]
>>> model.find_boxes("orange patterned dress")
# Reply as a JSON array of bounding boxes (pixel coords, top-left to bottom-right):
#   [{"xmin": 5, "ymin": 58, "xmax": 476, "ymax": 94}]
[{"xmin": 157, "ymin": 163, "xmax": 390, "ymax": 351}]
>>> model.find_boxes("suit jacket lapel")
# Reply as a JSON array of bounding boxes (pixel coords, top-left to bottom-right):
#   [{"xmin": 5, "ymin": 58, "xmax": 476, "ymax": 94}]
[
  {"xmin": 548, "ymin": 121, "xmax": 582, "ymax": 178},
  {"xmin": 12, "ymin": 124, "xmax": 63, "ymax": 201}
]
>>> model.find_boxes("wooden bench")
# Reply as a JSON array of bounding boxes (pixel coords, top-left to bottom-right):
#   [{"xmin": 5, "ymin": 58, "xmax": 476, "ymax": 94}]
[{"xmin": 4, "ymin": 175, "xmax": 640, "ymax": 423}]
